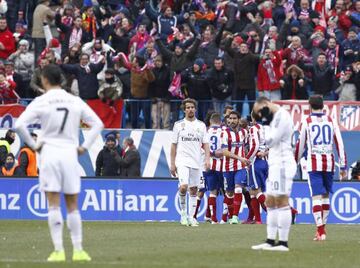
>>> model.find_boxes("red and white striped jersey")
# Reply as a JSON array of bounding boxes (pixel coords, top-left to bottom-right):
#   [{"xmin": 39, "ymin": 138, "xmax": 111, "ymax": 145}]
[
  {"xmin": 221, "ymin": 128, "xmax": 248, "ymax": 172},
  {"xmin": 246, "ymin": 123, "xmax": 267, "ymax": 161},
  {"xmin": 207, "ymin": 125, "xmax": 223, "ymax": 171},
  {"xmin": 295, "ymin": 113, "xmax": 347, "ymax": 172}
]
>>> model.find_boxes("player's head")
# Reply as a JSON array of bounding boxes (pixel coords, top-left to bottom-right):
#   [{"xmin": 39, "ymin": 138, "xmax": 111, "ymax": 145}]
[
  {"xmin": 181, "ymin": 98, "xmax": 197, "ymax": 119},
  {"xmin": 239, "ymin": 117, "xmax": 248, "ymax": 129},
  {"xmin": 223, "ymin": 105, "xmax": 233, "ymax": 117},
  {"xmin": 209, "ymin": 113, "xmax": 221, "ymax": 126},
  {"xmin": 252, "ymin": 96, "xmax": 271, "ymax": 120},
  {"xmin": 41, "ymin": 64, "xmax": 63, "ymax": 91},
  {"xmin": 224, "ymin": 114, "xmax": 230, "ymax": 127},
  {"xmin": 309, "ymin": 95, "xmax": 324, "ymax": 112},
  {"xmin": 228, "ymin": 111, "xmax": 240, "ymax": 130},
  {"xmin": 204, "ymin": 110, "xmax": 216, "ymax": 127}
]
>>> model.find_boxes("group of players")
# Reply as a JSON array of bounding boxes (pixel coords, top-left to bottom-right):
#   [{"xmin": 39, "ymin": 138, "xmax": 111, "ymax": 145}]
[{"xmin": 171, "ymin": 95, "xmax": 347, "ymax": 251}]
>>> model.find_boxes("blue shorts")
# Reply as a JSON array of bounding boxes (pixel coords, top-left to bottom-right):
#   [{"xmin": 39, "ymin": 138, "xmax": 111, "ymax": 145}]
[
  {"xmin": 249, "ymin": 158, "xmax": 268, "ymax": 191},
  {"xmin": 308, "ymin": 171, "xmax": 334, "ymax": 196},
  {"xmin": 203, "ymin": 170, "xmax": 223, "ymax": 191},
  {"xmin": 223, "ymin": 169, "xmax": 247, "ymax": 191}
]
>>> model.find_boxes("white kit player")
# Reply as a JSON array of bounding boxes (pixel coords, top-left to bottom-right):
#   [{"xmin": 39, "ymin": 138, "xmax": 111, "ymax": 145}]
[
  {"xmin": 15, "ymin": 64, "xmax": 103, "ymax": 262},
  {"xmin": 170, "ymin": 98, "xmax": 210, "ymax": 227},
  {"xmin": 251, "ymin": 97, "xmax": 297, "ymax": 252},
  {"xmin": 295, "ymin": 95, "xmax": 347, "ymax": 241}
]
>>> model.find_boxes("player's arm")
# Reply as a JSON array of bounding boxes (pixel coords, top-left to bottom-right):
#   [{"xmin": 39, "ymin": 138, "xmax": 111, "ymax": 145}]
[
  {"xmin": 294, "ymin": 121, "xmax": 307, "ymax": 164},
  {"xmin": 79, "ymin": 100, "xmax": 104, "ymax": 153},
  {"xmin": 15, "ymin": 101, "xmax": 40, "ymax": 150},
  {"xmin": 263, "ymin": 112, "xmax": 289, "ymax": 148},
  {"xmin": 246, "ymin": 127, "xmax": 259, "ymax": 160},
  {"xmin": 333, "ymin": 120, "xmax": 347, "ymax": 179}
]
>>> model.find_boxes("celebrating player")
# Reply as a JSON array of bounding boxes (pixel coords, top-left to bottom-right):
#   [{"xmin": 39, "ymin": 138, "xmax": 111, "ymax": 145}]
[
  {"xmin": 246, "ymin": 112, "xmax": 268, "ymax": 224},
  {"xmin": 251, "ymin": 97, "xmax": 297, "ymax": 252},
  {"xmin": 171, "ymin": 98, "xmax": 210, "ymax": 227},
  {"xmin": 15, "ymin": 64, "xmax": 103, "ymax": 262},
  {"xmin": 295, "ymin": 95, "xmax": 347, "ymax": 241},
  {"xmin": 221, "ymin": 111, "xmax": 250, "ymax": 224}
]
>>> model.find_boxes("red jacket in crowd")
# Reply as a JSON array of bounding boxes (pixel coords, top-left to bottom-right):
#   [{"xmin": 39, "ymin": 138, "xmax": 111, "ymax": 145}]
[
  {"xmin": 257, "ymin": 51, "xmax": 282, "ymax": 92},
  {"xmin": 0, "ymin": 27, "xmax": 16, "ymax": 59}
]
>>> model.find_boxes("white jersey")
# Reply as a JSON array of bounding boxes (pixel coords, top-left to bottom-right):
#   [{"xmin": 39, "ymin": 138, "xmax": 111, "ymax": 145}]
[
  {"xmin": 263, "ymin": 107, "xmax": 296, "ymax": 167},
  {"xmin": 15, "ymin": 89, "xmax": 103, "ymax": 150},
  {"xmin": 172, "ymin": 118, "xmax": 209, "ymax": 169}
]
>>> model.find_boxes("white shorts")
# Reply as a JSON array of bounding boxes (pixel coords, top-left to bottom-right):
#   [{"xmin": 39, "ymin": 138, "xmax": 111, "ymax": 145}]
[
  {"xmin": 39, "ymin": 145, "xmax": 81, "ymax": 194},
  {"xmin": 266, "ymin": 163, "xmax": 296, "ymax": 196},
  {"xmin": 177, "ymin": 166, "xmax": 201, "ymax": 187}
]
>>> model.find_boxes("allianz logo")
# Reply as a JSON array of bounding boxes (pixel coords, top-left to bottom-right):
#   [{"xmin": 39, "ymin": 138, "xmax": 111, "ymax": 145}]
[
  {"xmin": 25, "ymin": 184, "xmax": 169, "ymax": 217},
  {"xmin": 331, "ymin": 187, "xmax": 360, "ymax": 222}
]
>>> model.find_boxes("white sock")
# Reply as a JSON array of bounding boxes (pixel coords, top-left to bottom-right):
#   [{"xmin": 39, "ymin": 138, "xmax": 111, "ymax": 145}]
[
  {"xmin": 322, "ymin": 198, "xmax": 330, "ymax": 225},
  {"xmin": 188, "ymin": 195, "xmax": 197, "ymax": 219},
  {"xmin": 278, "ymin": 206, "xmax": 292, "ymax": 242},
  {"xmin": 179, "ymin": 192, "xmax": 187, "ymax": 213},
  {"xmin": 67, "ymin": 210, "xmax": 83, "ymax": 251},
  {"xmin": 266, "ymin": 207, "xmax": 278, "ymax": 240},
  {"xmin": 48, "ymin": 207, "xmax": 64, "ymax": 251}
]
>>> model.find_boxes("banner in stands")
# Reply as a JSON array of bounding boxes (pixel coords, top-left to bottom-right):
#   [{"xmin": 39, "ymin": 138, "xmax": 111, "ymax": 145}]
[
  {"xmin": 0, "ymin": 179, "xmax": 359, "ymax": 223},
  {"xmin": 274, "ymin": 100, "xmax": 360, "ymax": 131},
  {"xmin": 0, "ymin": 104, "xmax": 25, "ymax": 129},
  {"xmin": 0, "ymin": 129, "xmax": 359, "ymax": 178}
]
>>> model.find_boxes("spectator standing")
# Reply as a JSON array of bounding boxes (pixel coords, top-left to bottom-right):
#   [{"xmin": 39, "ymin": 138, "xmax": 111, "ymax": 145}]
[
  {"xmin": 280, "ymin": 65, "xmax": 308, "ymax": 100},
  {"xmin": 97, "ymin": 68, "xmax": 123, "ymax": 112},
  {"xmin": 0, "ymin": 153, "xmax": 22, "ymax": 176},
  {"xmin": 32, "ymin": 0, "xmax": 55, "ymax": 66},
  {"xmin": 341, "ymin": 27, "xmax": 360, "ymax": 69},
  {"xmin": 17, "ymin": 132, "xmax": 38, "ymax": 176},
  {"xmin": 61, "ymin": 53, "xmax": 105, "ymax": 100},
  {"xmin": 4, "ymin": 60, "xmax": 24, "ymax": 98},
  {"xmin": 0, "ymin": 129, "xmax": 15, "ymax": 167},
  {"xmin": 335, "ymin": 66, "xmax": 358, "ymax": 101},
  {"xmin": 0, "ymin": 16, "xmax": 16, "ymax": 60},
  {"xmin": 225, "ymin": 37, "xmax": 259, "ymax": 115},
  {"xmin": 114, "ymin": 137, "xmax": 141, "ymax": 177},
  {"xmin": 95, "ymin": 135, "xmax": 121, "ymax": 176},
  {"xmin": 0, "ymin": 70, "xmax": 18, "ymax": 103},
  {"xmin": 207, "ymin": 57, "xmax": 234, "ymax": 114},
  {"xmin": 8, "ymin": 39, "xmax": 34, "ymax": 98},
  {"xmin": 257, "ymin": 48, "xmax": 282, "ymax": 101},
  {"xmin": 148, "ymin": 55, "xmax": 171, "ymax": 129}
]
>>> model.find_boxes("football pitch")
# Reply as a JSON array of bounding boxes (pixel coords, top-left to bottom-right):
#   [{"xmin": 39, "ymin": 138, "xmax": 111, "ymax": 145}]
[{"xmin": 0, "ymin": 221, "xmax": 359, "ymax": 268}]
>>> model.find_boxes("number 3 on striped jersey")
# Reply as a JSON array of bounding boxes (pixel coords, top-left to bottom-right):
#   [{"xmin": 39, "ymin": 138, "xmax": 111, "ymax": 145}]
[
  {"xmin": 56, "ymin": 107, "xmax": 69, "ymax": 133},
  {"xmin": 311, "ymin": 124, "xmax": 332, "ymax": 145},
  {"xmin": 210, "ymin": 135, "xmax": 218, "ymax": 151}
]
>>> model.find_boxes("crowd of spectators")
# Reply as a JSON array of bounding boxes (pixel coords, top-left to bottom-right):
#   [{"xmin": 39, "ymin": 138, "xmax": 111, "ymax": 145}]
[{"xmin": 0, "ymin": 0, "xmax": 358, "ymax": 129}]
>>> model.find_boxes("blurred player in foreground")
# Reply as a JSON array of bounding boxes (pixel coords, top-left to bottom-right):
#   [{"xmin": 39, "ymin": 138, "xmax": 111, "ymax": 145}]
[
  {"xmin": 295, "ymin": 95, "xmax": 347, "ymax": 241},
  {"xmin": 171, "ymin": 98, "xmax": 210, "ymax": 227},
  {"xmin": 251, "ymin": 97, "xmax": 297, "ymax": 252},
  {"xmin": 15, "ymin": 64, "xmax": 103, "ymax": 262}
]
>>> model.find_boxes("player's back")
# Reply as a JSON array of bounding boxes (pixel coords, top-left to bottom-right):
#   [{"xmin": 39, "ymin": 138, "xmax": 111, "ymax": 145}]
[
  {"xmin": 207, "ymin": 125, "xmax": 222, "ymax": 171},
  {"xmin": 32, "ymin": 89, "xmax": 85, "ymax": 147}
]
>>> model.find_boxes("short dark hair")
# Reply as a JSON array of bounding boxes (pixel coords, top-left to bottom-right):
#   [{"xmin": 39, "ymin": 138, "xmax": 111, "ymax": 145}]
[
  {"xmin": 309, "ymin": 95, "xmax": 324, "ymax": 110},
  {"xmin": 214, "ymin": 57, "xmax": 224, "ymax": 62},
  {"xmin": 181, "ymin": 98, "xmax": 197, "ymax": 110},
  {"xmin": 317, "ymin": 52, "xmax": 326, "ymax": 58},
  {"xmin": 229, "ymin": 110, "xmax": 240, "ymax": 119},
  {"xmin": 124, "ymin": 137, "xmax": 134, "ymax": 146},
  {"xmin": 41, "ymin": 64, "xmax": 63, "ymax": 86}
]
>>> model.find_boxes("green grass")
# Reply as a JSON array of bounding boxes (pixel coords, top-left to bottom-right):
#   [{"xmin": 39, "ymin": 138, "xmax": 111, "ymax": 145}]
[{"xmin": 0, "ymin": 221, "xmax": 359, "ymax": 268}]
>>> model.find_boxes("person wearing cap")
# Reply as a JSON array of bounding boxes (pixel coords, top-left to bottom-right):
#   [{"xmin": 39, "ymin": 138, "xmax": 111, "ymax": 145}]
[
  {"xmin": 0, "ymin": 16, "xmax": 16, "ymax": 60},
  {"xmin": 32, "ymin": 0, "xmax": 55, "ymax": 66},
  {"xmin": 8, "ymin": 39, "xmax": 34, "ymax": 98},
  {"xmin": 181, "ymin": 58, "xmax": 211, "ymax": 121},
  {"xmin": 0, "ymin": 153, "xmax": 22, "ymax": 177},
  {"xmin": 98, "ymin": 68, "xmax": 123, "ymax": 111},
  {"xmin": 335, "ymin": 66, "xmax": 358, "ymax": 101},
  {"xmin": 95, "ymin": 135, "xmax": 121, "ymax": 177},
  {"xmin": 0, "ymin": 129, "xmax": 15, "ymax": 167},
  {"xmin": 17, "ymin": 132, "xmax": 38, "ymax": 176}
]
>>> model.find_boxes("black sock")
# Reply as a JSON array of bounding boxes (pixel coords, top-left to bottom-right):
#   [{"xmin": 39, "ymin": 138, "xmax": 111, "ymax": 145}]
[
  {"xmin": 266, "ymin": 239, "xmax": 275, "ymax": 246},
  {"xmin": 279, "ymin": 241, "xmax": 288, "ymax": 248}
]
